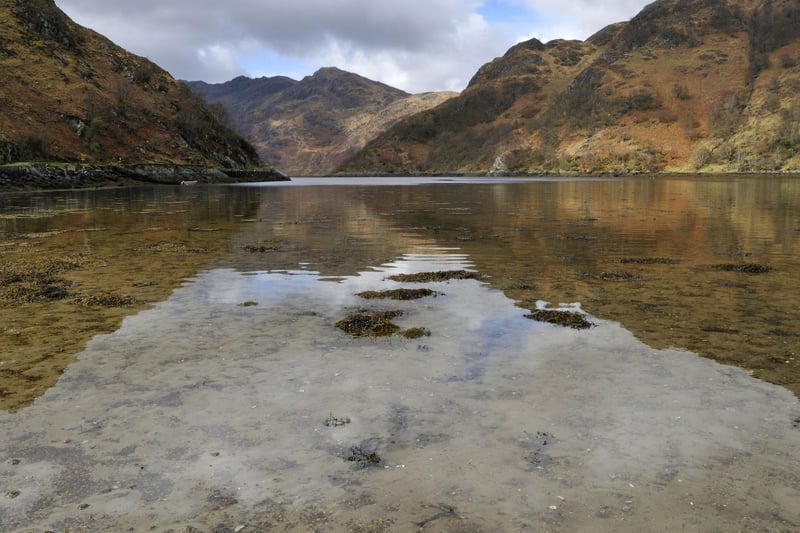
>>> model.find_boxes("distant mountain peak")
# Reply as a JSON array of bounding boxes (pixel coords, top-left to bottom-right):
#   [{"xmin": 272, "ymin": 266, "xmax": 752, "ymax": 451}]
[{"xmin": 189, "ymin": 68, "xmax": 454, "ymax": 175}]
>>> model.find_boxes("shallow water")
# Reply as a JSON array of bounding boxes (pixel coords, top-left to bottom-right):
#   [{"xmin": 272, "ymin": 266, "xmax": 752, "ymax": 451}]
[{"xmin": 1, "ymin": 177, "xmax": 800, "ymax": 532}]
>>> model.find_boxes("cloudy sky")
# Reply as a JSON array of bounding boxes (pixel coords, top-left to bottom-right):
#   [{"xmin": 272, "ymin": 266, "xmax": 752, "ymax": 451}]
[{"xmin": 55, "ymin": 0, "xmax": 651, "ymax": 93}]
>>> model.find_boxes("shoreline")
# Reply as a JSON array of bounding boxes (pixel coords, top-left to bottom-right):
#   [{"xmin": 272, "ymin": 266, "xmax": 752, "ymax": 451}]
[
  {"xmin": 3, "ymin": 164, "xmax": 799, "ymax": 192},
  {"xmin": 332, "ymin": 169, "xmax": 800, "ymax": 178},
  {"xmin": 0, "ymin": 162, "xmax": 289, "ymax": 192}
]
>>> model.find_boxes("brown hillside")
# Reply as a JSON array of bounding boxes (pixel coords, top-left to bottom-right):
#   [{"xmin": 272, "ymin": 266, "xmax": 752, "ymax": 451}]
[
  {"xmin": 0, "ymin": 0, "xmax": 262, "ymax": 168},
  {"xmin": 338, "ymin": 0, "xmax": 800, "ymax": 175},
  {"xmin": 187, "ymin": 69, "xmax": 456, "ymax": 176}
]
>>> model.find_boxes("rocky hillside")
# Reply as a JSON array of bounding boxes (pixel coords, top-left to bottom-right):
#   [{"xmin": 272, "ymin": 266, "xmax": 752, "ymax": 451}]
[
  {"xmin": 0, "ymin": 0, "xmax": 263, "ymax": 169},
  {"xmin": 339, "ymin": 0, "xmax": 800, "ymax": 175},
  {"xmin": 187, "ymin": 68, "xmax": 456, "ymax": 176}
]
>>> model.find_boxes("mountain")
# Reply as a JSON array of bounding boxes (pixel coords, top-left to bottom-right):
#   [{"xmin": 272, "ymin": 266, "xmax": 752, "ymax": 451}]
[
  {"xmin": 338, "ymin": 0, "xmax": 800, "ymax": 175},
  {"xmin": 186, "ymin": 68, "xmax": 457, "ymax": 176},
  {"xmin": 0, "ymin": 0, "xmax": 263, "ymax": 171}
]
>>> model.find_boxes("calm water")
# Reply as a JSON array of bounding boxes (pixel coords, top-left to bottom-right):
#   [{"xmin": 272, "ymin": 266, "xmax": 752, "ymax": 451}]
[{"xmin": 1, "ymin": 176, "xmax": 800, "ymax": 532}]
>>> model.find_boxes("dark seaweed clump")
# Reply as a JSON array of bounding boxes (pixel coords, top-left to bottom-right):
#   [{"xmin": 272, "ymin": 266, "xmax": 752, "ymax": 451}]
[
  {"xmin": 0, "ymin": 254, "xmax": 96, "ymax": 304},
  {"xmin": 347, "ymin": 447, "xmax": 381, "ymax": 465},
  {"xmin": 388, "ymin": 270, "xmax": 480, "ymax": 283},
  {"xmin": 401, "ymin": 327, "xmax": 431, "ymax": 339},
  {"xmin": 242, "ymin": 239, "xmax": 283, "ymax": 253},
  {"xmin": 357, "ymin": 288, "xmax": 437, "ymax": 300},
  {"xmin": 618, "ymin": 257, "xmax": 679, "ymax": 265},
  {"xmin": 713, "ymin": 263, "xmax": 771, "ymax": 274},
  {"xmin": 525, "ymin": 309, "xmax": 595, "ymax": 330},
  {"xmin": 346, "ymin": 439, "xmax": 382, "ymax": 466},
  {"xmin": 593, "ymin": 270, "xmax": 642, "ymax": 282},
  {"xmin": 578, "ymin": 270, "xmax": 643, "ymax": 282},
  {"xmin": 324, "ymin": 414, "xmax": 351, "ymax": 427},
  {"xmin": 335, "ymin": 310, "xmax": 403, "ymax": 337},
  {"xmin": 72, "ymin": 293, "xmax": 139, "ymax": 307}
]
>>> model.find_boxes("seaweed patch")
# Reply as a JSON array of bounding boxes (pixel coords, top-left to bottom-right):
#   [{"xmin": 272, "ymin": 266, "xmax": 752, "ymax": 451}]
[
  {"xmin": 618, "ymin": 257, "xmax": 679, "ymax": 265},
  {"xmin": 345, "ymin": 439, "xmax": 382, "ymax": 466},
  {"xmin": 336, "ymin": 310, "xmax": 403, "ymax": 337},
  {"xmin": 401, "ymin": 327, "xmax": 431, "ymax": 339},
  {"xmin": 712, "ymin": 263, "xmax": 771, "ymax": 274},
  {"xmin": 525, "ymin": 309, "xmax": 595, "ymax": 330},
  {"xmin": 72, "ymin": 293, "xmax": 140, "ymax": 307},
  {"xmin": 324, "ymin": 413, "xmax": 351, "ymax": 427},
  {"xmin": 387, "ymin": 270, "xmax": 480, "ymax": 283},
  {"xmin": 242, "ymin": 239, "xmax": 284, "ymax": 253},
  {"xmin": 580, "ymin": 270, "xmax": 643, "ymax": 282},
  {"xmin": 357, "ymin": 288, "xmax": 437, "ymax": 300}
]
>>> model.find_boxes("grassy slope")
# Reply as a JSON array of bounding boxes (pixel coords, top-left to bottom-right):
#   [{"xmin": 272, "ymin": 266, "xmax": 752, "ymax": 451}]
[
  {"xmin": 338, "ymin": 0, "xmax": 800, "ymax": 175},
  {"xmin": 0, "ymin": 0, "xmax": 262, "ymax": 168}
]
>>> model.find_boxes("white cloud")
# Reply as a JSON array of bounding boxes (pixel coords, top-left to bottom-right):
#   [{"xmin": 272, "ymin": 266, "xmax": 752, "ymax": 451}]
[
  {"xmin": 521, "ymin": 0, "xmax": 649, "ymax": 40},
  {"xmin": 54, "ymin": 0, "xmax": 649, "ymax": 92}
]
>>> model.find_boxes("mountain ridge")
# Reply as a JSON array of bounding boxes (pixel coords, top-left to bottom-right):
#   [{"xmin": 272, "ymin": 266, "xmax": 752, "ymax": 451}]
[
  {"xmin": 338, "ymin": 0, "xmax": 800, "ymax": 175},
  {"xmin": 186, "ymin": 68, "xmax": 457, "ymax": 176}
]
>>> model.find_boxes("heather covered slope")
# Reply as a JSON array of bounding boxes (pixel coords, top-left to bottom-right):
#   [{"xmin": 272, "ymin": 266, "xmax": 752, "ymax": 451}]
[
  {"xmin": 187, "ymin": 68, "xmax": 456, "ymax": 176},
  {"xmin": 0, "ymin": 0, "xmax": 263, "ymax": 169},
  {"xmin": 338, "ymin": 0, "xmax": 800, "ymax": 175}
]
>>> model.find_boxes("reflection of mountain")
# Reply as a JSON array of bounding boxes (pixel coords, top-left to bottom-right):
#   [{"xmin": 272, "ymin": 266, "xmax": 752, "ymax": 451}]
[
  {"xmin": 230, "ymin": 185, "xmax": 432, "ymax": 275},
  {"xmin": 237, "ymin": 179, "xmax": 800, "ymax": 397},
  {"xmin": 3, "ymin": 179, "xmax": 798, "ymax": 413}
]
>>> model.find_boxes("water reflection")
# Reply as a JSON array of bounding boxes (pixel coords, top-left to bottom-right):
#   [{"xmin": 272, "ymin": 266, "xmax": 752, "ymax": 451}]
[
  {"xmin": 2, "ymin": 177, "xmax": 800, "ymax": 531},
  {"xmin": 2, "ymin": 177, "xmax": 799, "ymax": 408},
  {"xmin": 1, "ymin": 247, "xmax": 799, "ymax": 532},
  {"xmin": 225, "ymin": 177, "xmax": 800, "ymax": 396}
]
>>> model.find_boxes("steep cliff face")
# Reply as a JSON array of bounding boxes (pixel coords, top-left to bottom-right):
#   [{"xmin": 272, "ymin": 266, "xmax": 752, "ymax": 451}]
[
  {"xmin": 187, "ymin": 68, "xmax": 456, "ymax": 176},
  {"xmin": 339, "ymin": 0, "xmax": 800, "ymax": 174},
  {"xmin": 0, "ymin": 0, "xmax": 262, "ymax": 168}
]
